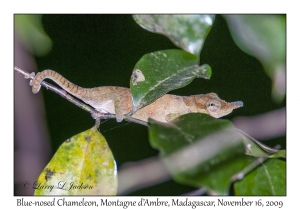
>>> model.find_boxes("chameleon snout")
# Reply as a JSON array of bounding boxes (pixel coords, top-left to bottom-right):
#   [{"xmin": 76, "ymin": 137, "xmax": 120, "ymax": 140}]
[{"xmin": 230, "ymin": 101, "xmax": 243, "ymax": 109}]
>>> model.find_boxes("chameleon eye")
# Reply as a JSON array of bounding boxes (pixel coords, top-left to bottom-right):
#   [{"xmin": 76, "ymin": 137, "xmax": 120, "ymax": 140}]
[{"xmin": 206, "ymin": 99, "xmax": 221, "ymax": 113}]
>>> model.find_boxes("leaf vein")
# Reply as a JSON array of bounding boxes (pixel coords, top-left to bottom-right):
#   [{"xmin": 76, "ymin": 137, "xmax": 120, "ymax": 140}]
[
  {"xmin": 262, "ymin": 162, "xmax": 275, "ymax": 195},
  {"xmin": 135, "ymin": 65, "xmax": 199, "ymax": 110}
]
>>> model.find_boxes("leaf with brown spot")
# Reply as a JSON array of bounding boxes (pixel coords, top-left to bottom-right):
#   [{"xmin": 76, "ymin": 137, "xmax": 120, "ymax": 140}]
[
  {"xmin": 130, "ymin": 49, "xmax": 212, "ymax": 112},
  {"xmin": 34, "ymin": 127, "xmax": 117, "ymax": 195}
]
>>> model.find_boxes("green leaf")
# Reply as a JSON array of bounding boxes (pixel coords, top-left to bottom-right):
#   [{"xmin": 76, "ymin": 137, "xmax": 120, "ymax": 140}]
[
  {"xmin": 238, "ymin": 129, "xmax": 285, "ymax": 158},
  {"xmin": 133, "ymin": 15, "xmax": 215, "ymax": 56},
  {"xmin": 234, "ymin": 159, "xmax": 286, "ymax": 195},
  {"xmin": 268, "ymin": 150, "xmax": 286, "ymax": 159},
  {"xmin": 241, "ymin": 133, "xmax": 276, "ymax": 158},
  {"xmin": 224, "ymin": 15, "xmax": 286, "ymax": 102},
  {"xmin": 130, "ymin": 49, "xmax": 212, "ymax": 112},
  {"xmin": 34, "ymin": 127, "xmax": 117, "ymax": 195},
  {"xmin": 148, "ymin": 113, "xmax": 256, "ymax": 195},
  {"xmin": 14, "ymin": 14, "xmax": 52, "ymax": 56}
]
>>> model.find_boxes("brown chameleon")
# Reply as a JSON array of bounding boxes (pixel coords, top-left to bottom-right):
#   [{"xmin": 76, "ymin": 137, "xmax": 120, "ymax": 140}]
[{"xmin": 30, "ymin": 70, "xmax": 243, "ymax": 123}]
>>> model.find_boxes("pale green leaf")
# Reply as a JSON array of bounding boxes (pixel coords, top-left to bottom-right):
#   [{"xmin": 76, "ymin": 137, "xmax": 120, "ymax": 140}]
[
  {"xmin": 14, "ymin": 15, "xmax": 52, "ymax": 56},
  {"xmin": 224, "ymin": 15, "xmax": 286, "ymax": 102},
  {"xmin": 269, "ymin": 150, "xmax": 286, "ymax": 159},
  {"xmin": 133, "ymin": 14, "xmax": 215, "ymax": 56},
  {"xmin": 34, "ymin": 127, "xmax": 117, "ymax": 195}
]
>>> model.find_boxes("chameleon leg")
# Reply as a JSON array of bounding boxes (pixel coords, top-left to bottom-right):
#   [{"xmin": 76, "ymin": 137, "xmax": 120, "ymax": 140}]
[
  {"xmin": 93, "ymin": 118, "xmax": 101, "ymax": 129},
  {"xmin": 93, "ymin": 93, "xmax": 124, "ymax": 122},
  {"xmin": 113, "ymin": 94, "xmax": 123, "ymax": 122}
]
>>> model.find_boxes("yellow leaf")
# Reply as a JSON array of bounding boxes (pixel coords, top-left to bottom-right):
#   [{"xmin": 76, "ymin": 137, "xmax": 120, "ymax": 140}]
[{"xmin": 34, "ymin": 126, "xmax": 117, "ymax": 195}]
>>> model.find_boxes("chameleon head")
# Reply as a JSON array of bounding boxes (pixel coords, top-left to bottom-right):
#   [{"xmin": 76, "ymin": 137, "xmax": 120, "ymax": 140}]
[{"xmin": 194, "ymin": 93, "xmax": 243, "ymax": 118}]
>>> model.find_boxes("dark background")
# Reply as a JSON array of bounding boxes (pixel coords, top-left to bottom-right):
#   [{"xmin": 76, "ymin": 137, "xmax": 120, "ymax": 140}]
[{"xmin": 19, "ymin": 14, "xmax": 285, "ymax": 195}]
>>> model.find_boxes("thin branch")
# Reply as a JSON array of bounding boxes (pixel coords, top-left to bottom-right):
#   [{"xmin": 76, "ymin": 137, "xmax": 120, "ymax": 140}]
[
  {"xmin": 237, "ymin": 128, "xmax": 280, "ymax": 154},
  {"xmin": 14, "ymin": 66, "xmax": 148, "ymax": 127},
  {"xmin": 231, "ymin": 157, "xmax": 267, "ymax": 182},
  {"xmin": 117, "ymin": 157, "xmax": 171, "ymax": 195},
  {"xmin": 182, "ymin": 188, "xmax": 207, "ymax": 196},
  {"xmin": 232, "ymin": 107, "xmax": 286, "ymax": 141},
  {"xmin": 231, "ymin": 144, "xmax": 281, "ymax": 182}
]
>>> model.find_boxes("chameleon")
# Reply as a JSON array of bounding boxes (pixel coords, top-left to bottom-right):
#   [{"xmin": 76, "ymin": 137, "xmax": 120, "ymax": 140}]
[{"xmin": 30, "ymin": 70, "xmax": 243, "ymax": 123}]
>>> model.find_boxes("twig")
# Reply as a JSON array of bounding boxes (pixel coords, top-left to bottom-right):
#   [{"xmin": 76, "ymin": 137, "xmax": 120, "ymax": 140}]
[
  {"xmin": 14, "ymin": 66, "xmax": 148, "ymax": 127},
  {"xmin": 236, "ymin": 128, "xmax": 280, "ymax": 154},
  {"xmin": 231, "ymin": 144, "xmax": 281, "ymax": 182},
  {"xmin": 231, "ymin": 157, "xmax": 266, "ymax": 182},
  {"xmin": 232, "ymin": 107, "xmax": 286, "ymax": 141},
  {"xmin": 182, "ymin": 188, "xmax": 207, "ymax": 196},
  {"xmin": 117, "ymin": 157, "xmax": 171, "ymax": 195}
]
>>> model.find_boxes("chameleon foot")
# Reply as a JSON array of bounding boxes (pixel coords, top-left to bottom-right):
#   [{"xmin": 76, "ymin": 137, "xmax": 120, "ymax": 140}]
[{"xmin": 93, "ymin": 118, "xmax": 101, "ymax": 129}]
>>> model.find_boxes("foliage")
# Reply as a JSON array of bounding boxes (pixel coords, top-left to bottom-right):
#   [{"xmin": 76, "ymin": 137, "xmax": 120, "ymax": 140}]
[
  {"xmin": 132, "ymin": 15, "xmax": 285, "ymax": 195},
  {"xmin": 133, "ymin": 15, "xmax": 215, "ymax": 57},
  {"xmin": 149, "ymin": 114, "xmax": 254, "ymax": 195},
  {"xmin": 223, "ymin": 15, "xmax": 286, "ymax": 102},
  {"xmin": 234, "ymin": 159, "xmax": 286, "ymax": 195},
  {"xmin": 148, "ymin": 113, "xmax": 285, "ymax": 195},
  {"xmin": 14, "ymin": 15, "xmax": 52, "ymax": 56}
]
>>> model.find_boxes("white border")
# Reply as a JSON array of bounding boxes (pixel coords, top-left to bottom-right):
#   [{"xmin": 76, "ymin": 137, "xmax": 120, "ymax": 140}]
[{"xmin": 2, "ymin": 0, "xmax": 296, "ymax": 209}]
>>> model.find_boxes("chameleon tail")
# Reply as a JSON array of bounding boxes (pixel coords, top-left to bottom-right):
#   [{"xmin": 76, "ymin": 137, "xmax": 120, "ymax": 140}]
[{"xmin": 30, "ymin": 70, "xmax": 87, "ymax": 98}]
